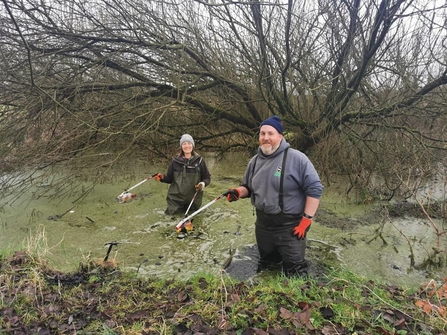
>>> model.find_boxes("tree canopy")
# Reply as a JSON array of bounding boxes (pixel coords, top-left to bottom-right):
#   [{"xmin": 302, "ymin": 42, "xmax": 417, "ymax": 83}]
[{"xmin": 1, "ymin": 0, "xmax": 446, "ymax": 198}]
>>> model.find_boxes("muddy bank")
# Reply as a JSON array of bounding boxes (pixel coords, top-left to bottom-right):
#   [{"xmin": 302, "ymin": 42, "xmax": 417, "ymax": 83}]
[{"xmin": 2, "ymin": 250, "xmax": 444, "ymax": 335}]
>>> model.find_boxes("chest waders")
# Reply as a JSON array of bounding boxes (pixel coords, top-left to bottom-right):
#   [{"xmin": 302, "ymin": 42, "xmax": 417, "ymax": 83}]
[
  {"xmin": 251, "ymin": 148, "xmax": 289, "ymax": 212},
  {"xmin": 165, "ymin": 158, "xmax": 203, "ymax": 215},
  {"xmin": 252, "ymin": 148, "xmax": 309, "ymax": 277}
]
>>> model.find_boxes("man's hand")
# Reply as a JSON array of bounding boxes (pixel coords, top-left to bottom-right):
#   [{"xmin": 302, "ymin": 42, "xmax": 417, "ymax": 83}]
[
  {"xmin": 293, "ymin": 217, "xmax": 312, "ymax": 239},
  {"xmin": 195, "ymin": 182, "xmax": 205, "ymax": 191},
  {"xmin": 225, "ymin": 188, "xmax": 240, "ymax": 202},
  {"xmin": 154, "ymin": 173, "xmax": 164, "ymax": 181}
]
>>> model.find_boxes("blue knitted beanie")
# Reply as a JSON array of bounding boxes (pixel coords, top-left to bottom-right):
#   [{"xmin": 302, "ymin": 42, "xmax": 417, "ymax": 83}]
[{"xmin": 259, "ymin": 115, "xmax": 283, "ymax": 134}]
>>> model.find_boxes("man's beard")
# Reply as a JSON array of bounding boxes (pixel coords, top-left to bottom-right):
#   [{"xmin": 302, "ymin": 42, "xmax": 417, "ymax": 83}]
[{"xmin": 260, "ymin": 143, "xmax": 278, "ymax": 155}]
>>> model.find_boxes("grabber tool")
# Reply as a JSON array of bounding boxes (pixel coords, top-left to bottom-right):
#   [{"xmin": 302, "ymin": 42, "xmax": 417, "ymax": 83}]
[
  {"xmin": 176, "ymin": 188, "xmax": 200, "ymax": 233},
  {"xmin": 117, "ymin": 173, "xmax": 157, "ymax": 203},
  {"xmin": 175, "ymin": 191, "xmax": 230, "ymax": 232}
]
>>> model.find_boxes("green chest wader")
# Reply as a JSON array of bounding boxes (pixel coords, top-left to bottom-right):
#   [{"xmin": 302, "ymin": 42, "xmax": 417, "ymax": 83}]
[{"xmin": 165, "ymin": 160, "xmax": 202, "ymax": 215}]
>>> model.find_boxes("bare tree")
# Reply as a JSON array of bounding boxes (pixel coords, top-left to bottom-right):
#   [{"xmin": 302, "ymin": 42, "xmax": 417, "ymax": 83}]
[{"xmin": 0, "ymin": 0, "xmax": 446, "ymax": 199}]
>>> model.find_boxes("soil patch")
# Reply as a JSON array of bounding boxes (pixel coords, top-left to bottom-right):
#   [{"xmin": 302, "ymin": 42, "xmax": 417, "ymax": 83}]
[
  {"xmin": 387, "ymin": 201, "xmax": 446, "ymax": 219},
  {"xmin": 316, "ymin": 207, "xmax": 380, "ymax": 230},
  {"xmin": 317, "ymin": 200, "xmax": 446, "ymax": 230}
]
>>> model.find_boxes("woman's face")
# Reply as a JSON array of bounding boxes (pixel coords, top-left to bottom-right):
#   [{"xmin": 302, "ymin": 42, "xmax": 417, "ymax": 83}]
[{"xmin": 181, "ymin": 141, "xmax": 194, "ymax": 155}]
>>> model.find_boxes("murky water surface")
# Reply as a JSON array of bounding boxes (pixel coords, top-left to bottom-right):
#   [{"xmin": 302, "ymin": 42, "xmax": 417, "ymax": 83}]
[{"xmin": 1, "ymin": 153, "xmax": 446, "ymax": 288}]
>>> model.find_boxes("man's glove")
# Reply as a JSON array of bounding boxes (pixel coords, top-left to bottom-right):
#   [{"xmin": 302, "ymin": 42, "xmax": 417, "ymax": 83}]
[
  {"xmin": 195, "ymin": 182, "xmax": 205, "ymax": 191},
  {"xmin": 293, "ymin": 217, "xmax": 312, "ymax": 240},
  {"xmin": 154, "ymin": 173, "xmax": 164, "ymax": 181},
  {"xmin": 225, "ymin": 188, "xmax": 240, "ymax": 202}
]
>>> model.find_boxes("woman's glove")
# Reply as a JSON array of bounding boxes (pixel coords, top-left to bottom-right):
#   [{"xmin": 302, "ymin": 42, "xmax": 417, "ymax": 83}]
[
  {"xmin": 154, "ymin": 173, "xmax": 164, "ymax": 181},
  {"xmin": 225, "ymin": 188, "xmax": 240, "ymax": 202},
  {"xmin": 292, "ymin": 217, "xmax": 312, "ymax": 240},
  {"xmin": 195, "ymin": 182, "xmax": 205, "ymax": 191}
]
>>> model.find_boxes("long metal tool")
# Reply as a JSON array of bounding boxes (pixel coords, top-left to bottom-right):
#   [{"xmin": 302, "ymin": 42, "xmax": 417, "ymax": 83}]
[
  {"xmin": 185, "ymin": 188, "xmax": 200, "ymax": 217},
  {"xmin": 176, "ymin": 188, "xmax": 200, "ymax": 233},
  {"xmin": 117, "ymin": 173, "xmax": 157, "ymax": 202},
  {"xmin": 175, "ymin": 191, "xmax": 229, "ymax": 231}
]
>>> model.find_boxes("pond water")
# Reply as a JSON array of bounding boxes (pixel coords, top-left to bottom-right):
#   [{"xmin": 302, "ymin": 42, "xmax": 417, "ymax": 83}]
[{"xmin": 1, "ymin": 153, "xmax": 446, "ymax": 288}]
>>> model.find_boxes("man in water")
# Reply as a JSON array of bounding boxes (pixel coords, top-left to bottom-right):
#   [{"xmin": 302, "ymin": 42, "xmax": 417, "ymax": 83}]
[{"xmin": 225, "ymin": 115, "xmax": 323, "ymax": 277}]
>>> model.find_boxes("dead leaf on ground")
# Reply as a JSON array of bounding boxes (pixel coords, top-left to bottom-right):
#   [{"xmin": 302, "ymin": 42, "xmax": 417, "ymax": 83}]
[{"xmin": 279, "ymin": 306, "xmax": 293, "ymax": 319}]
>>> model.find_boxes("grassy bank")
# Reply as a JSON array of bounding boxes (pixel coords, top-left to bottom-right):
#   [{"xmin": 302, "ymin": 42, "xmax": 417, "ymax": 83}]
[{"xmin": 1, "ymin": 247, "xmax": 446, "ymax": 335}]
